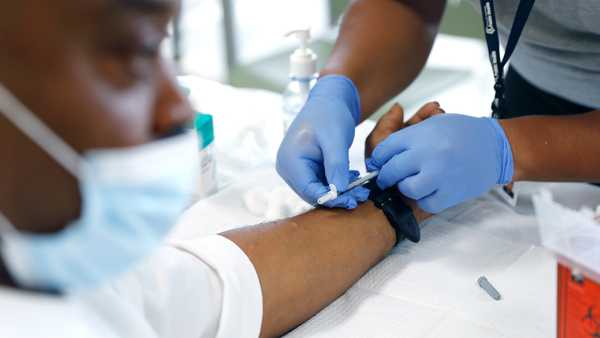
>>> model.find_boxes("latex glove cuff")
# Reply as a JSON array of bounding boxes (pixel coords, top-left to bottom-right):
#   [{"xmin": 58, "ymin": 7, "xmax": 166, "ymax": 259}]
[{"xmin": 488, "ymin": 118, "xmax": 515, "ymax": 185}]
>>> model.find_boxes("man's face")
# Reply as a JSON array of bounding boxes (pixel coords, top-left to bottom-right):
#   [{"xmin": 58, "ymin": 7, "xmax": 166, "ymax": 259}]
[
  {"xmin": 0, "ymin": 0, "xmax": 192, "ymax": 232},
  {"xmin": 0, "ymin": 0, "xmax": 191, "ymax": 147}
]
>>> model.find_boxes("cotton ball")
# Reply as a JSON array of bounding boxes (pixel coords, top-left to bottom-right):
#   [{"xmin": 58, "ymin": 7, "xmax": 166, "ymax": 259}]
[
  {"xmin": 243, "ymin": 187, "xmax": 270, "ymax": 216},
  {"xmin": 283, "ymin": 189, "xmax": 313, "ymax": 216},
  {"xmin": 232, "ymin": 125, "xmax": 273, "ymax": 167},
  {"xmin": 248, "ymin": 185, "xmax": 313, "ymax": 221},
  {"xmin": 260, "ymin": 186, "xmax": 290, "ymax": 220},
  {"xmin": 267, "ymin": 185, "xmax": 312, "ymax": 219},
  {"xmin": 264, "ymin": 204, "xmax": 292, "ymax": 221},
  {"xmin": 270, "ymin": 185, "xmax": 293, "ymax": 200},
  {"xmin": 293, "ymin": 202, "xmax": 313, "ymax": 216}
]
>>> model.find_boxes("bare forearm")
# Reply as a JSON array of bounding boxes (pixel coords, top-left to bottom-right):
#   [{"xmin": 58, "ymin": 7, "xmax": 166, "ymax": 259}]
[
  {"xmin": 321, "ymin": 0, "xmax": 445, "ymax": 119},
  {"xmin": 222, "ymin": 201, "xmax": 429, "ymax": 338},
  {"xmin": 500, "ymin": 110, "xmax": 600, "ymax": 181}
]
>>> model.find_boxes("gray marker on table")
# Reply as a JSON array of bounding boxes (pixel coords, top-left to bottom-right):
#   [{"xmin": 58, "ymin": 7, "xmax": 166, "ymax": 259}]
[{"xmin": 478, "ymin": 276, "xmax": 502, "ymax": 301}]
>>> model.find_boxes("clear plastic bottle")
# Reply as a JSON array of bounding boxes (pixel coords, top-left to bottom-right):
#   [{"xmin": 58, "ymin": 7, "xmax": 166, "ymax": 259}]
[
  {"xmin": 283, "ymin": 76, "xmax": 317, "ymax": 131},
  {"xmin": 194, "ymin": 113, "xmax": 218, "ymax": 199},
  {"xmin": 282, "ymin": 29, "xmax": 318, "ymax": 132}
]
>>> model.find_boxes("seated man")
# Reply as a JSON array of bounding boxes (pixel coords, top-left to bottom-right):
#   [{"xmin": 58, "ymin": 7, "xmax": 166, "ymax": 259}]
[{"xmin": 0, "ymin": 1, "xmax": 441, "ymax": 337}]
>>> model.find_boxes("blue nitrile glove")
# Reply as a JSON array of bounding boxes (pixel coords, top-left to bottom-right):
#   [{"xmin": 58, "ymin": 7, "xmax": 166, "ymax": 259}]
[
  {"xmin": 276, "ymin": 75, "xmax": 370, "ymax": 209},
  {"xmin": 367, "ymin": 114, "xmax": 514, "ymax": 214}
]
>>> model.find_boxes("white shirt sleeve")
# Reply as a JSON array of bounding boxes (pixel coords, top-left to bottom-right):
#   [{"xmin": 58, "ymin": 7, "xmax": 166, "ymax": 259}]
[{"xmin": 79, "ymin": 235, "xmax": 263, "ymax": 338}]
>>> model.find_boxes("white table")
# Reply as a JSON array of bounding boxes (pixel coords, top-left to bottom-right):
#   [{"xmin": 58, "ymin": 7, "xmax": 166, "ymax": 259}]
[
  {"xmin": 173, "ymin": 60, "xmax": 600, "ymax": 337},
  {"xmin": 172, "ymin": 135, "xmax": 600, "ymax": 338}
]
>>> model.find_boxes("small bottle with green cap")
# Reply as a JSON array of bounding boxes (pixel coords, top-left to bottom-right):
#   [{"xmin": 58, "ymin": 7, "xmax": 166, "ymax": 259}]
[{"xmin": 194, "ymin": 112, "xmax": 217, "ymax": 199}]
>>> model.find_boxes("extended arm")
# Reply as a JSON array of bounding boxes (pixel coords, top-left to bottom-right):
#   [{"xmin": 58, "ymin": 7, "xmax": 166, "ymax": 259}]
[
  {"xmin": 321, "ymin": 0, "xmax": 446, "ymax": 119},
  {"xmin": 226, "ymin": 103, "xmax": 440, "ymax": 338},
  {"xmin": 500, "ymin": 110, "xmax": 600, "ymax": 182},
  {"xmin": 223, "ymin": 201, "xmax": 428, "ymax": 337}
]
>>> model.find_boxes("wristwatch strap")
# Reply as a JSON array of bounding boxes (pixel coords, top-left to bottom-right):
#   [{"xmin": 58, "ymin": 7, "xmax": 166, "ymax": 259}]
[{"xmin": 366, "ymin": 181, "xmax": 420, "ymax": 245}]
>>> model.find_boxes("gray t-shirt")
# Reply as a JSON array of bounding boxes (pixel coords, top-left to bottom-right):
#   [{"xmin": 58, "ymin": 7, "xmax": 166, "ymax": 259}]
[{"xmin": 470, "ymin": 0, "xmax": 600, "ymax": 109}]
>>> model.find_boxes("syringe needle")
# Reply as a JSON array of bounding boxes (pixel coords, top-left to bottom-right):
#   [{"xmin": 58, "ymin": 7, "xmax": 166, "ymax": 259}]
[{"xmin": 317, "ymin": 171, "xmax": 379, "ymax": 205}]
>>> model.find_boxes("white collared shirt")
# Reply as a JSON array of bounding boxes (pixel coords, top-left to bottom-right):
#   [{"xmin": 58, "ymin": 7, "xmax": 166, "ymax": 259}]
[{"xmin": 0, "ymin": 235, "xmax": 263, "ymax": 338}]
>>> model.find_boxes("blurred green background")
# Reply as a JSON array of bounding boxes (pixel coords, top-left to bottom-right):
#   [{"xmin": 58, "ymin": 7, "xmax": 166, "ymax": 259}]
[{"xmin": 229, "ymin": 0, "xmax": 483, "ymax": 93}]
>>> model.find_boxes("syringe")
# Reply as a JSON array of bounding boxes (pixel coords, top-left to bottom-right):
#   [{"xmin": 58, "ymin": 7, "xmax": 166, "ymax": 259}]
[{"xmin": 317, "ymin": 171, "xmax": 379, "ymax": 205}]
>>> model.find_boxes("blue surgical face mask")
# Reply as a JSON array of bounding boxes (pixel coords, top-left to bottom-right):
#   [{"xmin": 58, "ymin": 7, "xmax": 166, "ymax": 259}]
[{"xmin": 0, "ymin": 83, "xmax": 199, "ymax": 293}]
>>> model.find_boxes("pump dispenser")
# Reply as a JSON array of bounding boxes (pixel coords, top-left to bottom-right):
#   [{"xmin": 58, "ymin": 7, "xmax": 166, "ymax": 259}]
[
  {"xmin": 286, "ymin": 29, "xmax": 318, "ymax": 80},
  {"xmin": 282, "ymin": 29, "xmax": 319, "ymax": 132}
]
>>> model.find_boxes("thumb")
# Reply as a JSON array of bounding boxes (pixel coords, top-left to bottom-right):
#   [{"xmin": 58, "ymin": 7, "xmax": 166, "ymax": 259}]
[
  {"xmin": 376, "ymin": 103, "xmax": 406, "ymax": 132},
  {"xmin": 321, "ymin": 139, "xmax": 351, "ymax": 192},
  {"xmin": 365, "ymin": 103, "xmax": 405, "ymax": 158},
  {"xmin": 406, "ymin": 101, "xmax": 445, "ymax": 127}
]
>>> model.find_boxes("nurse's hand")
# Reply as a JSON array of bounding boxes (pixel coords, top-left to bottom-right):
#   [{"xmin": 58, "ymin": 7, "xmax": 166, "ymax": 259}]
[
  {"xmin": 364, "ymin": 102, "xmax": 444, "ymax": 222},
  {"xmin": 365, "ymin": 102, "xmax": 445, "ymax": 158},
  {"xmin": 277, "ymin": 75, "xmax": 364, "ymax": 209},
  {"xmin": 367, "ymin": 114, "xmax": 515, "ymax": 214}
]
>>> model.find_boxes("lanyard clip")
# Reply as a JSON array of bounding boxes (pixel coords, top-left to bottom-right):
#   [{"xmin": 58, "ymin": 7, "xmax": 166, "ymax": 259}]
[
  {"xmin": 492, "ymin": 97, "xmax": 504, "ymax": 119},
  {"xmin": 491, "ymin": 80, "xmax": 506, "ymax": 118}
]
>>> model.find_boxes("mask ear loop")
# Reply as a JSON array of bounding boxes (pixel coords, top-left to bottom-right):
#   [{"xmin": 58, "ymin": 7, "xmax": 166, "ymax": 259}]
[
  {"xmin": 0, "ymin": 83, "xmax": 83, "ymax": 178},
  {"xmin": 0, "ymin": 212, "xmax": 16, "ymax": 235},
  {"xmin": 0, "ymin": 212, "xmax": 18, "ymax": 274},
  {"xmin": 0, "ymin": 212, "xmax": 62, "ymax": 294}
]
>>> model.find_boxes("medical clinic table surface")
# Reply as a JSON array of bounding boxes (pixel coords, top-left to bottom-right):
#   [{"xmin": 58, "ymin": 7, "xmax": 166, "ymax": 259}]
[{"xmin": 171, "ymin": 38, "xmax": 600, "ymax": 337}]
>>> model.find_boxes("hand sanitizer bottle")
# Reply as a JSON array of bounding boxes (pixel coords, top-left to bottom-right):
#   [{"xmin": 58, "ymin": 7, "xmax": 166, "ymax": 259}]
[{"xmin": 282, "ymin": 29, "xmax": 318, "ymax": 132}]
